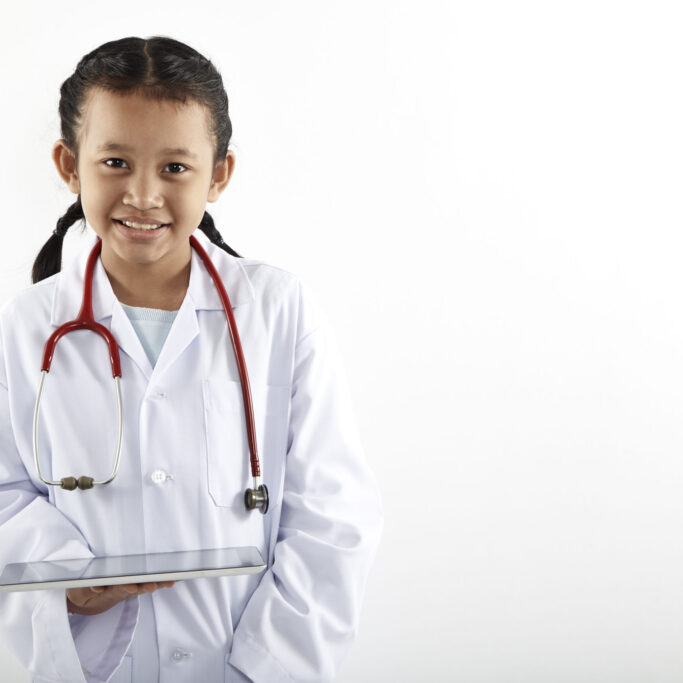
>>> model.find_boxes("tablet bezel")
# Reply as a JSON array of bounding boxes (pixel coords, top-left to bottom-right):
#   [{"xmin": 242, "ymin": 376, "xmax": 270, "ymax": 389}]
[{"xmin": 0, "ymin": 546, "xmax": 266, "ymax": 592}]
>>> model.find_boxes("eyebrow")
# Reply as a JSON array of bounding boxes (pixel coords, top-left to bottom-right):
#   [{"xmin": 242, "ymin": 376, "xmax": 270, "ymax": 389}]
[{"xmin": 95, "ymin": 142, "xmax": 198, "ymax": 159}]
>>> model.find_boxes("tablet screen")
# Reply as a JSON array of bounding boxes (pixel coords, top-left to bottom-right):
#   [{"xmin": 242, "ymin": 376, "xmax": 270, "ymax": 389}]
[{"xmin": 0, "ymin": 546, "xmax": 266, "ymax": 592}]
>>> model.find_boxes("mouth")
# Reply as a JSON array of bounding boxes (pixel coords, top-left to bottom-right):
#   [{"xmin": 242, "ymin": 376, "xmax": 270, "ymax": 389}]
[
  {"xmin": 113, "ymin": 219, "xmax": 170, "ymax": 231},
  {"xmin": 113, "ymin": 218, "xmax": 171, "ymax": 241}
]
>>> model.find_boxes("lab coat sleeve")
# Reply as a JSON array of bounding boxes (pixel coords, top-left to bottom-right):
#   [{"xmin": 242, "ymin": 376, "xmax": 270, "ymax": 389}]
[
  {"xmin": 0, "ymin": 321, "xmax": 138, "ymax": 683},
  {"xmin": 228, "ymin": 282, "xmax": 383, "ymax": 682}
]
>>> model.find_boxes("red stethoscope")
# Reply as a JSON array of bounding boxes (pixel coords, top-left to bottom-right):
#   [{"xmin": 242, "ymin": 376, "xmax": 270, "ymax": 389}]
[{"xmin": 32, "ymin": 235, "xmax": 269, "ymax": 513}]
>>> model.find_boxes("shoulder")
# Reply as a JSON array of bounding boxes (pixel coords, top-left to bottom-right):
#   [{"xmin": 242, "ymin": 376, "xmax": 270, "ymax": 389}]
[
  {"xmin": 0, "ymin": 276, "xmax": 57, "ymax": 331},
  {"xmin": 195, "ymin": 232, "xmax": 302, "ymax": 307},
  {"xmin": 242, "ymin": 258, "xmax": 328, "ymax": 342},
  {"xmin": 237, "ymin": 256, "xmax": 306, "ymax": 323},
  {"xmin": 225, "ymin": 255, "xmax": 325, "ymax": 343},
  {"xmin": 239, "ymin": 257, "xmax": 300, "ymax": 296}
]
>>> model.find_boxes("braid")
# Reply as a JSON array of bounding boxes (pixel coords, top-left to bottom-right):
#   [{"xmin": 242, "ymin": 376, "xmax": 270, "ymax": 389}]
[
  {"xmin": 198, "ymin": 211, "xmax": 242, "ymax": 258},
  {"xmin": 32, "ymin": 197, "xmax": 85, "ymax": 284}
]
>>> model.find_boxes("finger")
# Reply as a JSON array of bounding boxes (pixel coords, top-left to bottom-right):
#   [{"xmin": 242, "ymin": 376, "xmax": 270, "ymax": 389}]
[
  {"xmin": 119, "ymin": 584, "xmax": 140, "ymax": 594},
  {"xmin": 119, "ymin": 582, "xmax": 155, "ymax": 595},
  {"xmin": 90, "ymin": 585, "xmax": 105, "ymax": 593}
]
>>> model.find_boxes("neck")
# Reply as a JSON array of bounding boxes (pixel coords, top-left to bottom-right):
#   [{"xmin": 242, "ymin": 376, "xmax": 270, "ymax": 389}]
[{"xmin": 100, "ymin": 244, "xmax": 191, "ymax": 311}]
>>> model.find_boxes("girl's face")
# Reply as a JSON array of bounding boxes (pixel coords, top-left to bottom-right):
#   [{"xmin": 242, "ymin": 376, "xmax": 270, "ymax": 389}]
[{"xmin": 52, "ymin": 87, "xmax": 234, "ymax": 273}]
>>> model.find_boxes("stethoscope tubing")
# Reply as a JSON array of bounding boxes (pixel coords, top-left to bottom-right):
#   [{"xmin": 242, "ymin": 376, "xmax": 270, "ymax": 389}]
[
  {"xmin": 32, "ymin": 235, "xmax": 268, "ymax": 511},
  {"xmin": 189, "ymin": 235, "xmax": 261, "ymax": 480}
]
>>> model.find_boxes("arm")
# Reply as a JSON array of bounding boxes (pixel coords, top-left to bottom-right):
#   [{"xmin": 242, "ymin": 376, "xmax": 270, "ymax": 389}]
[{"xmin": 228, "ymin": 284, "xmax": 383, "ymax": 682}]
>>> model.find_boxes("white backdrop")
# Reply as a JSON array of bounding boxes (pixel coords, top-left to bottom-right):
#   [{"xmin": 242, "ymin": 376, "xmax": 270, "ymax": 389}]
[{"xmin": 1, "ymin": 1, "xmax": 683, "ymax": 681}]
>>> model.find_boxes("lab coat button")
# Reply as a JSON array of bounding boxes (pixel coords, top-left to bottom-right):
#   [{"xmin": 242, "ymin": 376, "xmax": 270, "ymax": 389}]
[
  {"xmin": 150, "ymin": 469, "xmax": 172, "ymax": 484},
  {"xmin": 171, "ymin": 648, "xmax": 193, "ymax": 662}
]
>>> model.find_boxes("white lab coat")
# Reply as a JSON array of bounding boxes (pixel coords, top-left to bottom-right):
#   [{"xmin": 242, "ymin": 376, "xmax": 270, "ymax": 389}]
[{"xmin": 0, "ymin": 230, "xmax": 382, "ymax": 682}]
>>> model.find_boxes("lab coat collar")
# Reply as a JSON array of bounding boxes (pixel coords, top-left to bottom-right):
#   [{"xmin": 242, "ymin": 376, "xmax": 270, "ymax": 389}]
[{"xmin": 49, "ymin": 229, "xmax": 255, "ymax": 379}]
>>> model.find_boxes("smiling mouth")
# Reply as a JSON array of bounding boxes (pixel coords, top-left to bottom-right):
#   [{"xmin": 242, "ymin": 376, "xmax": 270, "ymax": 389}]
[{"xmin": 114, "ymin": 219, "xmax": 170, "ymax": 231}]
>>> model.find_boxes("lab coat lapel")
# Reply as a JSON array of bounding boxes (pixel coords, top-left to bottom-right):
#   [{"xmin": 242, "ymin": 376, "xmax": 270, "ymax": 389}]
[
  {"xmin": 110, "ymin": 302, "xmax": 154, "ymax": 379},
  {"xmin": 188, "ymin": 230, "xmax": 256, "ymax": 312},
  {"xmin": 150, "ymin": 291, "xmax": 198, "ymax": 379},
  {"xmin": 151, "ymin": 234, "xmax": 256, "ymax": 377}
]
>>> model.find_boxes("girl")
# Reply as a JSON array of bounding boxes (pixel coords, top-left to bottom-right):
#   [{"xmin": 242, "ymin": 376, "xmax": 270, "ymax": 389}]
[{"xmin": 0, "ymin": 36, "xmax": 382, "ymax": 682}]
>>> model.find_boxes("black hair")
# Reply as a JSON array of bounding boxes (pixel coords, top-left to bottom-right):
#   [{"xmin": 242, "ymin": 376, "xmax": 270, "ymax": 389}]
[{"xmin": 32, "ymin": 35, "xmax": 241, "ymax": 285}]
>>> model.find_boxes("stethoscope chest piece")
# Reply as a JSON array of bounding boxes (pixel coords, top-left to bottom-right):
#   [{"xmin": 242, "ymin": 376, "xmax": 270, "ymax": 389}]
[{"xmin": 245, "ymin": 484, "xmax": 269, "ymax": 514}]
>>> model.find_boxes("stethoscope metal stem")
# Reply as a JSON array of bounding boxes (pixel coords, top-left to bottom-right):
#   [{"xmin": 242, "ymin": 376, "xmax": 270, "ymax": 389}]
[{"xmin": 33, "ymin": 371, "xmax": 123, "ymax": 489}]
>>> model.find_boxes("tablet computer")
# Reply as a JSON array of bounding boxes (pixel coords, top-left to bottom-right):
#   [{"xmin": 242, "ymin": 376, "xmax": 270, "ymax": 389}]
[{"xmin": 0, "ymin": 546, "xmax": 266, "ymax": 592}]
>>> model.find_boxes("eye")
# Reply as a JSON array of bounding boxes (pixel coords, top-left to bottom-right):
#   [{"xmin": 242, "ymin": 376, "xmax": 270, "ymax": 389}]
[
  {"xmin": 163, "ymin": 162, "xmax": 188, "ymax": 174},
  {"xmin": 104, "ymin": 158, "xmax": 129, "ymax": 169}
]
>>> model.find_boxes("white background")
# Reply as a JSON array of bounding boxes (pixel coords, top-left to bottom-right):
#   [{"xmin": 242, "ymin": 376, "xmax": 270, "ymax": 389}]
[{"xmin": 1, "ymin": 1, "xmax": 683, "ymax": 681}]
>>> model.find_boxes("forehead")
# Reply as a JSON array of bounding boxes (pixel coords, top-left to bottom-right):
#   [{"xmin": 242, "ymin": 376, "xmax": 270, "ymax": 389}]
[{"xmin": 78, "ymin": 87, "xmax": 214, "ymax": 154}]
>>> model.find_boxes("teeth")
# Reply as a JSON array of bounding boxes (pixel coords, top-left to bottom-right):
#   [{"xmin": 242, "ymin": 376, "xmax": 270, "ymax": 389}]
[{"xmin": 121, "ymin": 220, "xmax": 163, "ymax": 230}]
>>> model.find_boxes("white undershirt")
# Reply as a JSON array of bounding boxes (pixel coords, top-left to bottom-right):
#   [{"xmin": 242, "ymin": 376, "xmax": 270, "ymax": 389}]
[{"xmin": 120, "ymin": 303, "xmax": 178, "ymax": 368}]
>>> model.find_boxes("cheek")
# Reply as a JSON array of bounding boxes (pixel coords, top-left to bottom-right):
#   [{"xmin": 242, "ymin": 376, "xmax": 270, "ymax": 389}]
[
  {"xmin": 78, "ymin": 184, "xmax": 115, "ymax": 229},
  {"xmin": 79, "ymin": 172, "xmax": 104, "ymax": 203},
  {"xmin": 176, "ymin": 179, "xmax": 212, "ymax": 217}
]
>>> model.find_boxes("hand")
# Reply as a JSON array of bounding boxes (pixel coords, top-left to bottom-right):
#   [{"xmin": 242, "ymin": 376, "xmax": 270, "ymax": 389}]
[{"xmin": 66, "ymin": 581, "xmax": 175, "ymax": 616}]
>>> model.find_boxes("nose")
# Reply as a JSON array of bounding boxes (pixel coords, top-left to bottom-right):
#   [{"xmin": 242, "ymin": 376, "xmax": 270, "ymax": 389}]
[{"xmin": 122, "ymin": 169, "xmax": 164, "ymax": 211}]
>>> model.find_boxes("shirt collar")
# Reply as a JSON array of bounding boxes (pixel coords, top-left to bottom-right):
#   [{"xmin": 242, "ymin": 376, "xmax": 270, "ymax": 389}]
[{"xmin": 50, "ymin": 229, "xmax": 255, "ymax": 327}]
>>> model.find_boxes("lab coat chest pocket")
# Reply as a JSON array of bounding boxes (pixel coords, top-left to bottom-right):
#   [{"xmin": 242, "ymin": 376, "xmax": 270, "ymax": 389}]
[{"xmin": 202, "ymin": 379, "xmax": 290, "ymax": 508}]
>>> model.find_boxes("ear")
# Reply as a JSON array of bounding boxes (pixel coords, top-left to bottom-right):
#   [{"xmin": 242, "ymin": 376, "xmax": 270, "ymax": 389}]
[
  {"xmin": 207, "ymin": 150, "xmax": 235, "ymax": 203},
  {"xmin": 52, "ymin": 140, "xmax": 80, "ymax": 194}
]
